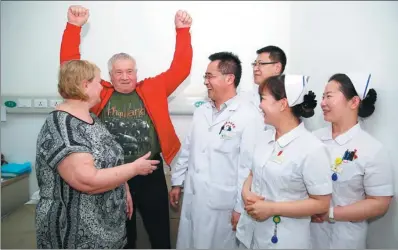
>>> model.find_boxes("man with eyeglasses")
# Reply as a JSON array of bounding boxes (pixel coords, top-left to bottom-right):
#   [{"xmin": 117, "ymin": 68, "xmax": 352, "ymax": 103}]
[
  {"xmin": 169, "ymin": 52, "xmax": 262, "ymax": 249},
  {"xmin": 240, "ymin": 45, "xmax": 287, "ymax": 109}
]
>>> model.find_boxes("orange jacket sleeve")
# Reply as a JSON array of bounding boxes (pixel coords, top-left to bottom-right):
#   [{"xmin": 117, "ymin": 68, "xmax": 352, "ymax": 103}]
[
  {"xmin": 149, "ymin": 27, "xmax": 193, "ymax": 97},
  {"xmin": 60, "ymin": 23, "xmax": 82, "ymax": 65}
]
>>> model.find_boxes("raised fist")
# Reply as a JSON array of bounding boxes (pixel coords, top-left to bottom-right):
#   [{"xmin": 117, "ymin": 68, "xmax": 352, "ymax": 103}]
[
  {"xmin": 175, "ymin": 10, "xmax": 192, "ymax": 29},
  {"xmin": 67, "ymin": 5, "xmax": 89, "ymax": 27}
]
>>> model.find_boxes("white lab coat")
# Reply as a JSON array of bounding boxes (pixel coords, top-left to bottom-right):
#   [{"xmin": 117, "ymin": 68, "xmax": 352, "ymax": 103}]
[
  {"xmin": 171, "ymin": 96, "xmax": 263, "ymax": 249},
  {"xmin": 239, "ymin": 84, "xmax": 275, "ymax": 132},
  {"xmin": 236, "ymin": 123, "xmax": 333, "ymax": 249},
  {"xmin": 310, "ymin": 123, "xmax": 394, "ymax": 249},
  {"xmin": 238, "ymin": 85, "xmax": 260, "ymax": 109}
]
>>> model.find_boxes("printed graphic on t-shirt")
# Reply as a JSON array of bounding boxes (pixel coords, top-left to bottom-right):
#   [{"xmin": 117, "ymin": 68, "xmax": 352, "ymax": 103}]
[{"xmin": 99, "ymin": 92, "xmax": 160, "ymax": 163}]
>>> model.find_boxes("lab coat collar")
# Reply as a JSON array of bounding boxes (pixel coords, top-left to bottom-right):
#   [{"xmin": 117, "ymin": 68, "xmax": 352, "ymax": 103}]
[
  {"xmin": 209, "ymin": 94, "xmax": 238, "ymax": 110},
  {"xmin": 268, "ymin": 122, "xmax": 306, "ymax": 148},
  {"xmin": 204, "ymin": 95, "xmax": 240, "ymax": 127},
  {"xmin": 320, "ymin": 123, "xmax": 361, "ymax": 146}
]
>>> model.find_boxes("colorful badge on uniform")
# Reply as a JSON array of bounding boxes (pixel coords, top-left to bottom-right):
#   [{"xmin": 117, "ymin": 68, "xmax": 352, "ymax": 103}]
[
  {"xmin": 331, "ymin": 149, "xmax": 358, "ymax": 181},
  {"xmin": 271, "ymin": 150, "xmax": 284, "ymax": 164},
  {"xmin": 219, "ymin": 121, "xmax": 236, "ymax": 140}
]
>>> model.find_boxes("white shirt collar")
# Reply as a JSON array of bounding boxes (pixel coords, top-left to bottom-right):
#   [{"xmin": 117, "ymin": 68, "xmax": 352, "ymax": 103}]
[
  {"xmin": 320, "ymin": 123, "xmax": 361, "ymax": 146},
  {"xmin": 267, "ymin": 122, "xmax": 306, "ymax": 147}
]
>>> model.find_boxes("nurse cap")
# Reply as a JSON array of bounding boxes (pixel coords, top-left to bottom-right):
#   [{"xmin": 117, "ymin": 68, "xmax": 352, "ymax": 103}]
[
  {"xmin": 285, "ymin": 75, "xmax": 310, "ymax": 107},
  {"xmin": 347, "ymin": 73, "xmax": 372, "ymax": 100}
]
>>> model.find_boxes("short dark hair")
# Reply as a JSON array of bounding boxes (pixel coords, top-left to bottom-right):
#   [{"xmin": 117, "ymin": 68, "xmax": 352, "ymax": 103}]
[
  {"xmin": 329, "ymin": 73, "xmax": 377, "ymax": 118},
  {"xmin": 256, "ymin": 46, "xmax": 287, "ymax": 74},
  {"xmin": 258, "ymin": 75, "xmax": 317, "ymax": 119},
  {"xmin": 208, "ymin": 52, "xmax": 242, "ymax": 88}
]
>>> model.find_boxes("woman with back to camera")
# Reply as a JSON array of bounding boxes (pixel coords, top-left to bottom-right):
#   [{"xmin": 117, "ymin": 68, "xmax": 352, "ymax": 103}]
[
  {"xmin": 35, "ymin": 59, "xmax": 159, "ymax": 249},
  {"xmin": 310, "ymin": 73, "xmax": 394, "ymax": 249},
  {"xmin": 236, "ymin": 75, "xmax": 333, "ymax": 249}
]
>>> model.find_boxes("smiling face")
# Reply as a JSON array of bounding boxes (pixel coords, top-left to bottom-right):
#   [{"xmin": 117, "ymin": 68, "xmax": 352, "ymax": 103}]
[
  {"xmin": 109, "ymin": 59, "xmax": 138, "ymax": 93},
  {"xmin": 321, "ymin": 80, "xmax": 361, "ymax": 123},
  {"xmin": 203, "ymin": 60, "xmax": 232, "ymax": 102},
  {"xmin": 258, "ymin": 77, "xmax": 289, "ymax": 126},
  {"xmin": 259, "ymin": 88, "xmax": 282, "ymax": 126}
]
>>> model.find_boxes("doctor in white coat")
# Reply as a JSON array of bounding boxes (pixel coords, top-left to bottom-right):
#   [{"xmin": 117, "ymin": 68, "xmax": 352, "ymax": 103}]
[
  {"xmin": 169, "ymin": 52, "xmax": 263, "ymax": 249},
  {"xmin": 310, "ymin": 73, "xmax": 394, "ymax": 249},
  {"xmin": 236, "ymin": 75, "xmax": 333, "ymax": 249}
]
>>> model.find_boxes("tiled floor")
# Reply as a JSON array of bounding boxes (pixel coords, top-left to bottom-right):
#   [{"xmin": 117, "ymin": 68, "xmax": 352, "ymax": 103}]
[
  {"xmin": 1, "ymin": 171, "xmax": 182, "ymax": 249},
  {"xmin": 1, "ymin": 204, "xmax": 37, "ymax": 249}
]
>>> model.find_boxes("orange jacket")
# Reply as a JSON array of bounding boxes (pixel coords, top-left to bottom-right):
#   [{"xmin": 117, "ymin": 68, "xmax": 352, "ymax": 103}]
[{"xmin": 60, "ymin": 23, "xmax": 193, "ymax": 165}]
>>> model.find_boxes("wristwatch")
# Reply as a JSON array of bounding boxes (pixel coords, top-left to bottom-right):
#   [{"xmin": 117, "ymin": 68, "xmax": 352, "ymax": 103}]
[{"xmin": 329, "ymin": 207, "xmax": 336, "ymax": 223}]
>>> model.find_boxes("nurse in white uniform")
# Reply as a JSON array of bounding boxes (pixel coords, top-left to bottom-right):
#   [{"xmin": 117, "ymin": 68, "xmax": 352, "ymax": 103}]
[
  {"xmin": 169, "ymin": 52, "xmax": 263, "ymax": 249},
  {"xmin": 236, "ymin": 75, "xmax": 333, "ymax": 249},
  {"xmin": 310, "ymin": 73, "xmax": 394, "ymax": 249}
]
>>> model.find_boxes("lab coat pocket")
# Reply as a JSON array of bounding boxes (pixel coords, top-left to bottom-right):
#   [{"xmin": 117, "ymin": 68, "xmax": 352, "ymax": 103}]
[
  {"xmin": 277, "ymin": 162, "xmax": 304, "ymax": 193},
  {"xmin": 206, "ymin": 182, "xmax": 237, "ymax": 210},
  {"xmin": 279, "ymin": 174, "xmax": 304, "ymax": 193},
  {"xmin": 336, "ymin": 161, "xmax": 362, "ymax": 182},
  {"xmin": 335, "ymin": 161, "xmax": 363, "ymax": 197},
  {"xmin": 214, "ymin": 134, "xmax": 239, "ymax": 154}
]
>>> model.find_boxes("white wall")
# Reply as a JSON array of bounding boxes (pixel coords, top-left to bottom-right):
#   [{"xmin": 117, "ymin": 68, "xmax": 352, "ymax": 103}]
[
  {"xmin": 1, "ymin": 1, "xmax": 291, "ymax": 97},
  {"xmin": 289, "ymin": 1, "xmax": 398, "ymax": 248},
  {"xmin": 1, "ymin": 1, "xmax": 397, "ymax": 248},
  {"xmin": 1, "ymin": 1, "xmax": 291, "ymax": 194}
]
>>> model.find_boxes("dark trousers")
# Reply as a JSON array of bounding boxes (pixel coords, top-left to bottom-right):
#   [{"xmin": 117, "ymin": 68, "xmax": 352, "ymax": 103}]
[{"xmin": 124, "ymin": 153, "xmax": 171, "ymax": 249}]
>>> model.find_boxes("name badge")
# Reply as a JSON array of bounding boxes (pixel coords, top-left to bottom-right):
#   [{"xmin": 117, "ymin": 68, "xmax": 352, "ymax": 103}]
[
  {"xmin": 220, "ymin": 130, "xmax": 236, "ymax": 140},
  {"xmin": 271, "ymin": 150, "xmax": 284, "ymax": 164},
  {"xmin": 219, "ymin": 121, "xmax": 236, "ymax": 140}
]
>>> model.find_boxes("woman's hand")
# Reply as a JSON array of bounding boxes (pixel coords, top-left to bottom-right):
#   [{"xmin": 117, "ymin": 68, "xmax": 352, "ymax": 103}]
[
  {"xmin": 241, "ymin": 171, "xmax": 265, "ymax": 206},
  {"xmin": 242, "ymin": 188, "xmax": 265, "ymax": 207},
  {"xmin": 311, "ymin": 213, "xmax": 328, "ymax": 223},
  {"xmin": 133, "ymin": 151, "xmax": 159, "ymax": 176},
  {"xmin": 245, "ymin": 200, "xmax": 275, "ymax": 221}
]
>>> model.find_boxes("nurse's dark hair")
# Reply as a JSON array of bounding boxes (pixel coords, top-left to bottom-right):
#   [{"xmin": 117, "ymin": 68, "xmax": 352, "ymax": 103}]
[
  {"xmin": 258, "ymin": 75, "xmax": 317, "ymax": 118},
  {"xmin": 328, "ymin": 73, "xmax": 377, "ymax": 118}
]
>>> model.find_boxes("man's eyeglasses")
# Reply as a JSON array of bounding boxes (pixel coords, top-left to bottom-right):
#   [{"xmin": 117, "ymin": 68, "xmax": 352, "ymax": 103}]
[
  {"xmin": 251, "ymin": 61, "xmax": 278, "ymax": 67},
  {"xmin": 203, "ymin": 73, "xmax": 232, "ymax": 80},
  {"xmin": 203, "ymin": 74, "xmax": 218, "ymax": 80}
]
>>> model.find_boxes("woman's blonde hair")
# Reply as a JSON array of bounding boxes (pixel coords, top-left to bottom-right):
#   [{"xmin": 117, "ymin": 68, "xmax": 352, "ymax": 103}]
[{"xmin": 58, "ymin": 60, "xmax": 101, "ymax": 101}]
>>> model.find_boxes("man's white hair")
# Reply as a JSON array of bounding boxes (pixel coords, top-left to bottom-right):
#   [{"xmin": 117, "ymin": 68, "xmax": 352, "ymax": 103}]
[{"xmin": 107, "ymin": 53, "xmax": 136, "ymax": 73}]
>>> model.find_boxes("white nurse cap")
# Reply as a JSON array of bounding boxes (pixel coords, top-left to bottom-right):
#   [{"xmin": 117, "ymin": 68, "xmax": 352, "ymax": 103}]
[
  {"xmin": 285, "ymin": 75, "xmax": 310, "ymax": 107},
  {"xmin": 347, "ymin": 73, "xmax": 372, "ymax": 100}
]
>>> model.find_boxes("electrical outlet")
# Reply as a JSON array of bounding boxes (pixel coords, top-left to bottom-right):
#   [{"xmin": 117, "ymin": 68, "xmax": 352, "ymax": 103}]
[
  {"xmin": 33, "ymin": 99, "xmax": 48, "ymax": 108},
  {"xmin": 17, "ymin": 98, "xmax": 32, "ymax": 108},
  {"xmin": 49, "ymin": 99, "xmax": 63, "ymax": 108}
]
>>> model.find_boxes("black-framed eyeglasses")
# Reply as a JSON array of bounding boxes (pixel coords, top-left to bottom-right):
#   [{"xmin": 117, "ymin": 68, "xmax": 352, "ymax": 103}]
[{"xmin": 251, "ymin": 61, "xmax": 278, "ymax": 67}]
